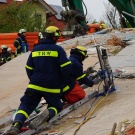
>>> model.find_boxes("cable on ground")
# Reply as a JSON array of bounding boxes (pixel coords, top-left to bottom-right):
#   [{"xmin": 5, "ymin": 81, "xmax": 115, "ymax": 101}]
[{"xmin": 73, "ymin": 90, "xmax": 109, "ymax": 135}]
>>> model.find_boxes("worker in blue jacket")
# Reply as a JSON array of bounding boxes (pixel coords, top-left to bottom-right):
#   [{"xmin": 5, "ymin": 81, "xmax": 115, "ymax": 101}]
[
  {"xmin": 14, "ymin": 29, "xmax": 29, "ymax": 56},
  {"xmin": 69, "ymin": 46, "xmax": 94, "ymax": 86},
  {"xmin": 63, "ymin": 46, "xmax": 102, "ymax": 104},
  {"xmin": 5, "ymin": 26, "xmax": 75, "ymax": 135}
]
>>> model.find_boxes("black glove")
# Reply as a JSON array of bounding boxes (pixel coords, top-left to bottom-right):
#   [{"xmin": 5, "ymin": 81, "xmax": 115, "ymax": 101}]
[
  {"xmin": 84, "ymin": 67, "xmax": 96, "ymax": 76},
  {"xmin": 93, "ymin": 77, "xmax": 102, "ymax": 85}
]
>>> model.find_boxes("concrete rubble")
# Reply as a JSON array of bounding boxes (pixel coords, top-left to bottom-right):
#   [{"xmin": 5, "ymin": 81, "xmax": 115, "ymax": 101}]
[{"xmin": 0, "ymin": 29, "xmax": 135, "ymax": 135}]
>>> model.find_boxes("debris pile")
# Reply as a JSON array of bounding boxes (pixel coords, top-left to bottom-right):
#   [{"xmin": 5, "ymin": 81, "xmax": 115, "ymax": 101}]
[
  {"xmin": 63, "ymin": 39, "xmax": 95, "ymax": 50},
  {"xmin": 109, "ymin": 119, "xmax": 135, "ymax": 135},
  {"xmin": 106, "ymin": 35, "xmax": 126, "ymax": 48}
]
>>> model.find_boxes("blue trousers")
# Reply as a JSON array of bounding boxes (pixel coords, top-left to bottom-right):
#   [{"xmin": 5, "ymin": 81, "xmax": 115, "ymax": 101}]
[{"xmin": 14, "ymin": 89, "xmax": 63, "ymax": 126}]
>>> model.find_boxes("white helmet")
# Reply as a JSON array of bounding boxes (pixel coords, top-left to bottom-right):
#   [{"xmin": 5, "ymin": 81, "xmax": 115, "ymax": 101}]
[
  {"xmin": 19, "ymin": 29, "xmax": 26, "ymax": 34},
  {"xmin": 1, "ymin": 45, "xmax": 8, "ymax": 49},
  {"xmin": 7, "ymin": 47, "xmax": 12, "ymax": 51}
]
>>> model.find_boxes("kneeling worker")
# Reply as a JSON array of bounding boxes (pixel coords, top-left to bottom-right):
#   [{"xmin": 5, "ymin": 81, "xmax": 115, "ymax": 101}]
[
  {"xmin": 63, "ymin": 46, "xmax": 102, "ymax": 104},
  {"xmin": 5, "ymin": 26, "xmax": 75, "ymax": 135}
]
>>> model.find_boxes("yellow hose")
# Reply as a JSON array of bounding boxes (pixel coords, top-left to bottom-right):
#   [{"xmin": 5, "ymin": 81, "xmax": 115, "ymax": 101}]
[{"xmin": 73, "ymin": 91, "xmax": 109, "ymax": 135}]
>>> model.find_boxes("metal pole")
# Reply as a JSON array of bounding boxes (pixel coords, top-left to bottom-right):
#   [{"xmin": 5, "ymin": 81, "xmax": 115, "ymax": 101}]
[
  {"xmin": 92, "ymin": 36, "xmax": 104, "ymax": 70},
  {"xmin": 122, "ymin": 11, "xmax": 135, "ymax": 19}
]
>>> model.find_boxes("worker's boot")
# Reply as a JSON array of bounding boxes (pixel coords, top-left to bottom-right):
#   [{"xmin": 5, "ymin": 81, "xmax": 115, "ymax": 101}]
[
  {"xmin": 29, "ymin": 109, "xmax": 49, "ymax": 129},
  {"xmin": 5, "ymin": 122, "xmax": 22, "ymax": 135}
]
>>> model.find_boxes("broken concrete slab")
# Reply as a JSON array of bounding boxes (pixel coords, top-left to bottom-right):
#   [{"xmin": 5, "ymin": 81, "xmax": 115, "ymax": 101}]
[
  {"xmin": 0, "ymin": 32, "xmax": 135, "ymax": 135},
  {"xmin": 108, "ymin": 45, "xmax": 135, "ymax": 73},
  {"xmin": 0, "ymin": 52, "xmax": 30, "ymax": 112}
]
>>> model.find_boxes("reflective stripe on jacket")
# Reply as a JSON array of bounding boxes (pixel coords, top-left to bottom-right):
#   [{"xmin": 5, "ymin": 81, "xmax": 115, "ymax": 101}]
[
  {"xmin": 27, "ymin": 84, "xmax": 70, "ymax": 94},
  {"xmin": 69, "ymin": 54, "xmax": 94, "ymax": 87}
]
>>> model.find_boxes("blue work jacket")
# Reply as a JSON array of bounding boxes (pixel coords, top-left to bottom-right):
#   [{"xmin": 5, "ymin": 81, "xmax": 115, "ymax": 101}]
[
  {"xmin": 14, "ymin": 36, "xmax": 29, "ymax": 54},
  {"xmin": 25, "ymin": 38, "xmax": 75, "ymax": 94},
  {"xmin": 19, "ymin": 37, "xmax": 29, "ymax": 53},
  {"xmin": 69, "ymin": 54, "xmax": 94, "ymax": 87}
]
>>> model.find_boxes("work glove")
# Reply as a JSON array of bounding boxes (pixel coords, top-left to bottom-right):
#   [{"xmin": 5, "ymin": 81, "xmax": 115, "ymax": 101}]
[
  {"xmin": 84, "ymin": 66, "xmax": 97, "ymax": 76},
  {"xmin": 93, "ymin": 77, "xmax": 102, "ymax": 85}
]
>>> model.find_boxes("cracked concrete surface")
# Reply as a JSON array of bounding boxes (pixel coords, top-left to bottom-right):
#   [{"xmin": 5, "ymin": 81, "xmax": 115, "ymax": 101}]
[{"xmin": 0, "ymin": 33, "xmax": 135, "ymax": 135}]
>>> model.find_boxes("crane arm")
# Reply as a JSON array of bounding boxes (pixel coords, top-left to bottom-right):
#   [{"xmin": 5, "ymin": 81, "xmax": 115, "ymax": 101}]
[{"xmin": 60, "ymin": 0, "xmax": 89, "ymax": 37}]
